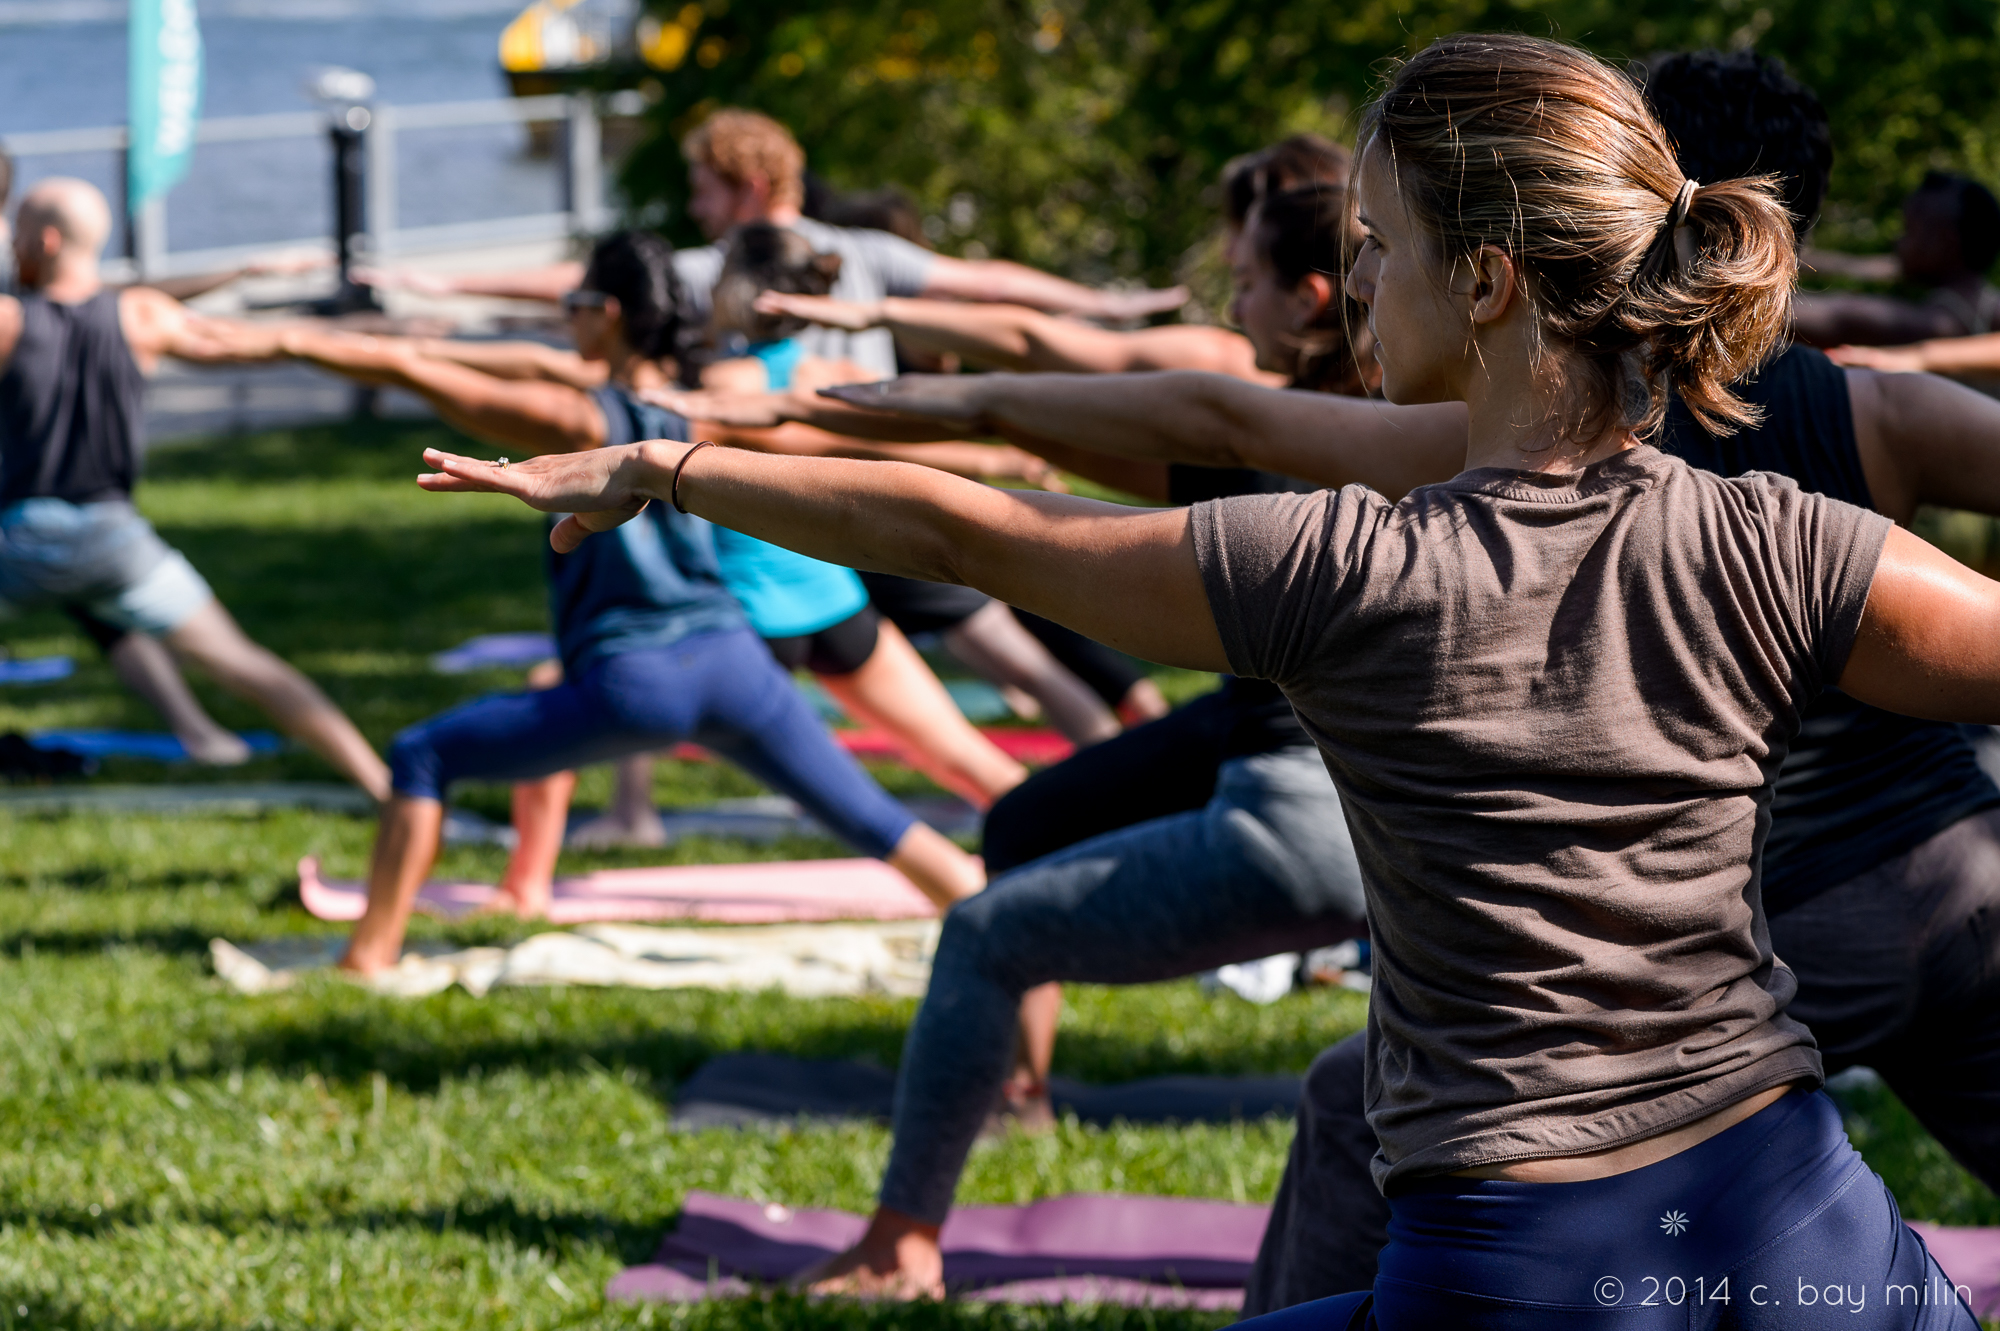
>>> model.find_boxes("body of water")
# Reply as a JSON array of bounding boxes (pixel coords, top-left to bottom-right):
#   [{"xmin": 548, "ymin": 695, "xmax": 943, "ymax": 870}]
[{"xmin": 0, "ymin": 0, "xmax": 587, "ymax": 256}]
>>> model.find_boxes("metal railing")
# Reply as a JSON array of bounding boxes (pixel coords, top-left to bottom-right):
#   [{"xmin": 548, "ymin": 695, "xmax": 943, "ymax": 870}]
[{"xmin": 1, "ymin": 90, "xmax": 644, "ymax": 283}]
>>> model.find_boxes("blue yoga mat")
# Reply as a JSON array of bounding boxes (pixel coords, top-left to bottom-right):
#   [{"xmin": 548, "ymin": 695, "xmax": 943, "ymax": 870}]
[
  {"xmin": 29, "ymin": 730, "xmax": 283, "ymax": 762},
  {"xmin": 430, "ymin": 632, "xmax": 558, "ymax": 674},
  {"xmin": 0, "ymin": 656, "xmax": 74, "ymax": 685}
]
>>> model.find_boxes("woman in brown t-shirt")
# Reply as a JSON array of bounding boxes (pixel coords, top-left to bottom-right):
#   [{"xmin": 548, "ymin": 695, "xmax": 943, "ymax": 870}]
[{"xmin": 413, "ymin": 34, "xmax": 1988, "ymax": 1326}]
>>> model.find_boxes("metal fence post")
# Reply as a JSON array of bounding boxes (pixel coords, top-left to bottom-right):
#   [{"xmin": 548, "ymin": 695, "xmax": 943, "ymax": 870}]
[
  {"xmin": 327, "ymin": 106, "xmax": 380, "ymax": 312},
  {"xmin": 364, "ymin": 102, "xmax": 397, "ymax": 261},
  {"xmin": 133, "ymin": 196, "xmax": 168, "ymax": 281},
  {"xmin": 563, "ymin": 93, "xmax": 603, "ymax": 235}
]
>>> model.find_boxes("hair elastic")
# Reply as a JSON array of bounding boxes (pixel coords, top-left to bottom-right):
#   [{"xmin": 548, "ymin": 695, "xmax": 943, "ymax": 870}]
[
  {"xmin": 1635, "ymin": 180, "xmax": 1702, "ymax": 285},
  {"xmin": 671, "ymin": 441, "xmax": 717, "ymax": 514},
  {"xmin": 1667, "ymin": 178, "xmax": 1699, "ymax": 231}
]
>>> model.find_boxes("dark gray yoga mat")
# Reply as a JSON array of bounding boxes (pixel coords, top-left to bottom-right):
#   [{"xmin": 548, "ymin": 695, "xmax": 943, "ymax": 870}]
[{"xmin": 672, "ymin": 1052, "xmax": 1301, "ymax": 1129}]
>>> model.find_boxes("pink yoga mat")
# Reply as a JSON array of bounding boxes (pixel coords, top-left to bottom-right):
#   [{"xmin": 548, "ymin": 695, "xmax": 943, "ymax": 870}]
[
  {"xmin": 671, "ymin": 727, "xmax": 1076, "ymax": 769},
  {"xmin": 296, "ymin": 856, "xmax": 938, "ymax": 924},
  {"xmin": 607, "ymin": 1191, "xmax": 1262, "ymax": 1308},
  {"xmin": 1910, "ymin": 1223, "xmax": 2000, "ymax": 1319}
]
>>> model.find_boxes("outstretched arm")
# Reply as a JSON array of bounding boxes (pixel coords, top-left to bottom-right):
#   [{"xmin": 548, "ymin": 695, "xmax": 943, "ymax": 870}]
[
  {"xmin": 758, "ymin": 291, "xmax": 1272, "ymax": 379},
  {"xmin": 822, "ymin": 372, "xmax": 1469, "ymax": 499},
  {"xmin": 1849, "ymin": 368, "xmax": 2000, "ymax": 524},
  {"xmin": 283, "ymin": 328, "xmax": 604, "ymax": 454},
  {"xmin": 117, "ymin": 285, "xmax": 306, "ymax": 372},
  {"xmin": 350, "ymin": 261, "xmax": 584, "ymax": 304},
  {"xmin": 403, "ymin": 337, "xmax": 608, "ymax": 389},
  {"xmin": 1840, "ymin": 524, "xmax": 2000, "ymax": 722},
  {"xmin": 418, "ymin": 442, "xmax": 1227, "ymax": 671},
  {"xmin": 699, "ymin": 421, "xmax": 1068, "ymax": 490},
  {"xmin": 918, "ymin": 256, "xmax": 1188, "ymax": 322},
  {"xmin": 1792, "ymin": 291, "xmax": 1966, "ymax": 349},
  {"xmin": 1830, "ymin": 332, "xmax": 2000, "ymax": 377}
]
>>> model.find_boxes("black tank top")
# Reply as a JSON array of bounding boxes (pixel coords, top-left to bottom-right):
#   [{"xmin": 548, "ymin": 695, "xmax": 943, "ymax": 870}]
[
  {"xmin": 1660, "ymin": 345, "xmax": 2000, "ymax": 911},
  {"xmin": 0, "ymin": 290, "xmax": 144, "ymax": 506}
]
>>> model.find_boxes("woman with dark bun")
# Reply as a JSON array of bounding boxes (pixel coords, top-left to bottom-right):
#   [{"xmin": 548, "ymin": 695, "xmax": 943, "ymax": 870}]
[
  {"xmin": 417, "ymin": 36, "xmax": 1985, "ymax": 1325},
  {"xmin": 280, "ymin": 231, "xmax": 983, "ymax": 971}
]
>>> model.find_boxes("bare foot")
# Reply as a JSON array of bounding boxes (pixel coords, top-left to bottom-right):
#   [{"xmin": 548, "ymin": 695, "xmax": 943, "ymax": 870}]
[
  {"xmin": 795, "ymin": 1209, "xmax": 944, "ymax": 1300},
  {"xmin": 565, "ymin": 810, "xmax": 668, "ymax": 849},
  {"xmin": 478, "ymin": 883, "xmax": 550, "ymax": 919},
  {"xmin": 336, "ymin": 942, "xmax": 396, "ymax": 977},
  {"xmin": 181, "ymin": 728, "xmax": 253, "ymax": 765}
]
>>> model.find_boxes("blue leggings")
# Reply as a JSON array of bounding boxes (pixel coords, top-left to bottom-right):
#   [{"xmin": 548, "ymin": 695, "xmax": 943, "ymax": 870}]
[
  {"xmin": 1237, "ymin": 1090, "xmax": 1977, "ymax": 1330},
  {"xmin": 388, "ymin": 627, "xmax": 915, "ymax": 859}
]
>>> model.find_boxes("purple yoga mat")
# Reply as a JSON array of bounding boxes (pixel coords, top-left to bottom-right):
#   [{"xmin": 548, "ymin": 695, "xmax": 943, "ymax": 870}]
[
  {"xmin": 606, "ymin": 1191, "xmax": 1264, "ymax": 1308},
  {"xmin": 1910, "ymin": 1223, "xmax": 2000, "ymax": 1320}
]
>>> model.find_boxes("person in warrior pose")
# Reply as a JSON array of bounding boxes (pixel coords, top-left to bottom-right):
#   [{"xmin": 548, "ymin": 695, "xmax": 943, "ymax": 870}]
[
  {"xmin": 278, "ymin": 232, "xmax": 982, "ymax": 962},
  {"xmin": 0, "ymin": 178, "xmax": 390, "ymax": 795},
  {"xmin": 789, "ymin": 50, "xmax": 2000, "ymax": 1312},
  {"xmin": 421, "ymin": 35, "xmax": 1994, "ymax": 1324},
  {"xmin": 648, "ymin": 167, "xmax": 1377, "ymax": 1129}
]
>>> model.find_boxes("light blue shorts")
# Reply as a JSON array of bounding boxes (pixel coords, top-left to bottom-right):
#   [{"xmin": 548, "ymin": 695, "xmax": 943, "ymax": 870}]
[{"xmin": 0, "ymin": 498, "xmax": 214, "ymax": 636}]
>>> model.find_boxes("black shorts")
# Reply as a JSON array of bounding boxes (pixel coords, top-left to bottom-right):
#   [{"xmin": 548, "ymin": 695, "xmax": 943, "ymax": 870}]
[
  {"xmin": 764, "ymin": 605, "xmax": 881, "ymax": 676},
  {"xmin": 859, "ymin": 571, "xmax": 990, "ymax": 636}
]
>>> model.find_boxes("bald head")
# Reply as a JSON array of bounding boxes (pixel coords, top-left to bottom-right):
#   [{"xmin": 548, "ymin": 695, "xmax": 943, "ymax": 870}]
[{"xmin": 18, "ymin": 178, "xmax": 112, "ymax": 257}]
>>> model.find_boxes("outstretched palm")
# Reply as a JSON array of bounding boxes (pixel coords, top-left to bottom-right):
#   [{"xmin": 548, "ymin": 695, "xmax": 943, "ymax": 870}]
[{"xmin": 417, "ymin": 444, "xmax": 664, "ymax": 551}]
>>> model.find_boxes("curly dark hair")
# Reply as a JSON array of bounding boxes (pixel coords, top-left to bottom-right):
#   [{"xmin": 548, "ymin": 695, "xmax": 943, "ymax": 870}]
[{"xmin": 1632, "ymin": 50, "xmax": 1832, "ymax": 244}]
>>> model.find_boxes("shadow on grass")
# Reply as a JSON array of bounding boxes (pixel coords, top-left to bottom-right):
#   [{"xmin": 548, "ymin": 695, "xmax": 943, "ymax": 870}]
[{"xmin": 3, "ymin": 1193, "xmax": 664, "ymax": 1266}]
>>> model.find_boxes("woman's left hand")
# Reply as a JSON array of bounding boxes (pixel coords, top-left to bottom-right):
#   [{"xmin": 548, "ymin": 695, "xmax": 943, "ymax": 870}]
[{"xmin": 417, "ymin": 443, "xmax": 681, "ymax": 552}]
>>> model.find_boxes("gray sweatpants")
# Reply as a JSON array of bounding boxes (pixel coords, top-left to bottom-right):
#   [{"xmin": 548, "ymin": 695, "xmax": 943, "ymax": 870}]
[
  {"xmin": 1241, "ymin": 805, "xmax": 2000, "ymax": 1316},
  {"xmin": 880, "ymin": 746, "xmax": 1368, "ymax": 1225}
]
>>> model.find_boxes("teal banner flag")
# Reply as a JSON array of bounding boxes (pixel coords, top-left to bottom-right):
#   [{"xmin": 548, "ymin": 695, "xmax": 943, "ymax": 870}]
[{"xmin": 128, "ymin": 0, "xmax": 204, "ymax": 208}]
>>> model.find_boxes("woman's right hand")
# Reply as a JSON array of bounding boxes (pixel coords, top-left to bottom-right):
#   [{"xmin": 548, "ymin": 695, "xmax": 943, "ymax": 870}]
[
  {"xmin": 817, "ymin": 374, "xmax": 995, "ymax": 428},
  {"xmin": 417, "ymin": 443, "xmax": 678, "ymax": 552},
  {"xmin": 753, "ymin": 291, "xmax": 883, "ymax": 332}
]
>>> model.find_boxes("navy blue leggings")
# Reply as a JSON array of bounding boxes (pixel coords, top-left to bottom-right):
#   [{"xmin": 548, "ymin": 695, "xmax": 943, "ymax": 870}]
[
  {"xmin": 1237, "ymin": 1090, "xmax": 1977, "ymax": 1330},
  {"xmin": 388, "ymin": 627, "xmax": 915, "ymax": 859}
]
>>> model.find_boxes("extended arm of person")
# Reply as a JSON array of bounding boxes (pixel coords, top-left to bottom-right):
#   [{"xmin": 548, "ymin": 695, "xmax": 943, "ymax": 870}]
[
  {"xmin": 757, "ymin": 291, "xmax": 1267, "ymax": 378},
  {"xmin": 1791, "ymin": 291, "xmax": 1966, "ymax": 349},
  {"xmin": 1831, "ymin": 332, "xmax": 2000, "ymax": 376},
  {"xmin": 699, "ymin": 421, "xmax": 1067, "ymax": 489},
  {"xmin": 116, "ymin": 286, "xmax": 306, "ymax": 371},
  {"xmin": 823, "ymin": 372, "xmax": 1469, "ymax": 499},
  {"xmin": 645, "ymin": 385, "xmax": 976, "ymax": 443},
  {"xmin": 403, "ymin": 337, "xmax": 609, "ymax": 389},
  {"xmin": 1840, "ymin": 525, "xmax": 2000, "ymax": 722},
  {"xmin": 350, "ymin": 261, "xmax": 584, "ymax": 304},
  {"xmin": 417, "ymin": 441, "xmax": 1228, "ymax": 672},
  {"xmin": 1847, "ymin": 368, "xmax": 2000, "ymax": 525},
  {"xmin": 282, "ymin": 328, "xmax": 604, "ymax": 454},
  {"xmin": 917, "ymin": 255, "xmax": 1189, "ymax": 322}
]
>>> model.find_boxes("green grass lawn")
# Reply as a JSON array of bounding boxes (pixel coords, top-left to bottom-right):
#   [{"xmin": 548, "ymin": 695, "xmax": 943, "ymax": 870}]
[{"xmin": 0, "ymin": 416, "xmax": 1993, "ymax": 1329}]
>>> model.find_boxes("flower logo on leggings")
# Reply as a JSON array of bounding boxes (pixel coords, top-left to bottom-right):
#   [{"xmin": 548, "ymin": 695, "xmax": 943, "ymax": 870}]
[{"xmin": 1659, "ymin": 1210, "xmax": 1689, "ymax": 1237}]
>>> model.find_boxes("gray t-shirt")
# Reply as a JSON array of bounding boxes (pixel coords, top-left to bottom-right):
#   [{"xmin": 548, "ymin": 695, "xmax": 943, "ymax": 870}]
[
  {"xmin": 1190, "ymin": 446, "xmax": 1890, "ymax": 1190},
  {"xmin": 673, "ymin": 216, "xmax": 937, "ymax": 379}
]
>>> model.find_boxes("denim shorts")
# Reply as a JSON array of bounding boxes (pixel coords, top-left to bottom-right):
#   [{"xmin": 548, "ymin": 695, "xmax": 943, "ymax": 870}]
[{"xmin": 0, "ymin": 499, "xmax": 213, "ymax": 635}]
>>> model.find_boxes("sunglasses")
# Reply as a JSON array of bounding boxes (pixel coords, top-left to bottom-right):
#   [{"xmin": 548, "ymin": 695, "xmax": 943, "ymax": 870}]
[{"xmin": 562, "ymin": 289, "xmax": 610, "ymax": 313}]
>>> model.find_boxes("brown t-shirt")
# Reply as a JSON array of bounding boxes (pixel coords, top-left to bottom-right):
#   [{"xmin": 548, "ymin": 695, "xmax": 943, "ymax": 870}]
[{"xmin": 1191, "ymin": 445, "xmax": 1890, "ymax": 1189}]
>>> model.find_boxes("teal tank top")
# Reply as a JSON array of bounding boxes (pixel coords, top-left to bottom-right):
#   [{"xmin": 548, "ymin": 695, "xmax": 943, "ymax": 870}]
[{"xmin": 712, "ymin": 337, "xmax": 870, "ymax": 639}]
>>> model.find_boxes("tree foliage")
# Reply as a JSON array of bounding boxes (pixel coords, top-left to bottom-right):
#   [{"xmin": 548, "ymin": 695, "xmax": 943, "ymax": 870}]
[{"xmin": 618, "ymin": 0, "xmax": 2000, "ymax": 285}]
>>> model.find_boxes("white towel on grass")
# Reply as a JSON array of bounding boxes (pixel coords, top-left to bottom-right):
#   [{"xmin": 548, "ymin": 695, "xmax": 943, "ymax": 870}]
[{"xmin": 210, "ymin": 919, "xmax": 940, "ymax": 1000}]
